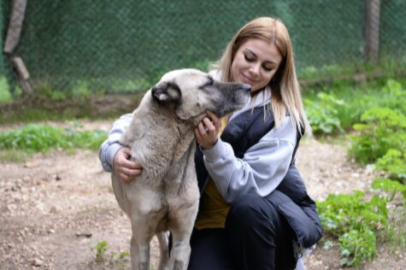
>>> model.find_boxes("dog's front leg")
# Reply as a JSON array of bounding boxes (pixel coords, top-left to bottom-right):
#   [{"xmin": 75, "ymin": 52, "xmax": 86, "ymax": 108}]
[
  {"xmin": 156, "ymin": 232, "xmax": 170, "ymax": 270},
  {"xmin": 167, "ymin": 201, "xmax": 199, "ymax": 270},
  {"xmin": 168, "ymin": 233, "xmax": 192, "ymax": 270},
  {"xmin": 130, "ymin": 221, "xmax": 153, "ymax": 270}
]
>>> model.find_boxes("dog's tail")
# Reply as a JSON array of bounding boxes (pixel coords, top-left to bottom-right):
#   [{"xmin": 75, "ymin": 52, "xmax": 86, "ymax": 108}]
[{"xmin": 157, "ymin": 232, "xmax": 169, "ymax": 270}]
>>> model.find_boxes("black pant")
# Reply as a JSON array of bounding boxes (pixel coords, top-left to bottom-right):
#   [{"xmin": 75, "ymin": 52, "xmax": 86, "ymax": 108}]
[{"xmin": 188, "ymin": 193, "xmax": 297, "ymax": 270}]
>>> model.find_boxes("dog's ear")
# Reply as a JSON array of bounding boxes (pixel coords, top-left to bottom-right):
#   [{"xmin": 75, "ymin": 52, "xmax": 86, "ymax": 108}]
[{"xmin": 152, "ymin": 82, "xmax": 181, "ymax": 102}]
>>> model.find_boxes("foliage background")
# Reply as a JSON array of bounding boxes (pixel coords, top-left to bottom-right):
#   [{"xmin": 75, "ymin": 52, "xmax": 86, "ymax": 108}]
[{"xmin": 0, "ymin": 0, "xmax": 405, "ymax": 96}]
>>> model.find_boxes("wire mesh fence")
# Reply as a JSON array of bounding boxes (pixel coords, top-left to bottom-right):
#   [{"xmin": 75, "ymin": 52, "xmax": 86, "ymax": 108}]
[
  {"xmin": 0, "ymin": 0, "xmax": 405, "ymax": 98},
  {"xmin": 380, "ymin": 0, "xmax": 406, "ymax": 60}
]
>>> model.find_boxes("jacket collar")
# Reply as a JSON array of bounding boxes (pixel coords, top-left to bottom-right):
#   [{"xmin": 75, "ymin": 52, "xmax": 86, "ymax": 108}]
[{"xmin": 230, "ymin": 86, "xmax": 271, "ymax": 121}]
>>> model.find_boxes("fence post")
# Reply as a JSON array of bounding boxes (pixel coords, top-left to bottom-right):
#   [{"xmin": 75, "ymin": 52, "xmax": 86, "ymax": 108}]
[
  {"xmin": 364, "ymin": 0, "xmax": 381, "ymax": 63},
  {"xmin": 4, "ymin": 0, "xmax": 33, "ymax": 96}
]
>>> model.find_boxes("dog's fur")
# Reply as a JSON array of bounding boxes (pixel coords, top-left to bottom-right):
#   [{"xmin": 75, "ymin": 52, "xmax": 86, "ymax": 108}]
[{"xmin": 111, "ymin": 69, "xmax": 250, "ymax": 270}]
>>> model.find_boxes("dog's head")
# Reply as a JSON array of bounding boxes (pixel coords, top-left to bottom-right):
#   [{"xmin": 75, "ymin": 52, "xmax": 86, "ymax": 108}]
[{"xmin": 151, "ymin": 69, "xmax": 251, "ymax": 123}]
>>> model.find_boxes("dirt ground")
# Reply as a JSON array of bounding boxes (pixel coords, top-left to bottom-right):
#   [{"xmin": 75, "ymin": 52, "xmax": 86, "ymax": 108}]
[{"xmin": 0, "ymin": 120, "xmax": 405, "ymax": 270}]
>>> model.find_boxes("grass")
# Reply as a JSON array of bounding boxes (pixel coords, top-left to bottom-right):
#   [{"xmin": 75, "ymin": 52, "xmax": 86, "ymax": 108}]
[
  {"xmin": 298, "ymin": 58, "xmax": 406, "ymax": 84},
  {"xmin": 91, "ymin": 240, "xmax": 131, "ymax": 269},
  {"xmin": 0, "ymin": 92, "xmax": 144, "ymax": 125},
  {"xmin": 302, "ymin": 77, "xmax": 406, "ymax": 132},
  {"xmin": 0, "ymin": 76, "xmax": 13, "ymax": 103},
  {"xmin": 386, "ymin": 209, "xmax": 406, "ymax": 253},
  {"xmin": 0, "ymin": 124, "xmax": 107, "ymax": 162},
  {"xmin": 0, "ymin": 149, "xmax": 32, "ymax": 163},
  {"xmin": 0, "ymin": 124, "xmax": 107, "ymax": 153}
]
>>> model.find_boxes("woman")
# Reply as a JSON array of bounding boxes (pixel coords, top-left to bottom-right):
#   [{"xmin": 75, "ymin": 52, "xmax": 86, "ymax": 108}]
[{"xmin": 99, "ymin": 17, "xmax": 322, "ymax": 270}]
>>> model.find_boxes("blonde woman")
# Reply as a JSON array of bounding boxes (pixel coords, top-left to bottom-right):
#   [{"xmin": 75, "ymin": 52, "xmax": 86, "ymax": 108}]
[{"xmin": 100, "ymin": 17, "xmax": 322, "ymax": 270}]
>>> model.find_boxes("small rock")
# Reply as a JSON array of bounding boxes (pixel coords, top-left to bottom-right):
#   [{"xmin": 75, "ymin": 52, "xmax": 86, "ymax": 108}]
[
  {"xmin": 31, "ymin": 258, "xmax": 43, "ymax": 267},
  {"xmin": 24, "ymin": 161, "xmax": 41, "ymax": 168},
  {"xmin": 6, "ymin": 204, "xmax": 17, "ymax": 212},
  {"xmin": 49, "ymin": 206, "xmax": 59, "ymax": 214},
  {"xmin": 75, "ymin": 232, "xmax": 92, "ymax": 238}
]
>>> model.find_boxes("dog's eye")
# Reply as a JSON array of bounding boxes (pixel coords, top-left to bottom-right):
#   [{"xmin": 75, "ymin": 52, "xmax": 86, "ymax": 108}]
[{"xmin": 202, "ymin": 77, "xmax": 214, "ymax": 88}]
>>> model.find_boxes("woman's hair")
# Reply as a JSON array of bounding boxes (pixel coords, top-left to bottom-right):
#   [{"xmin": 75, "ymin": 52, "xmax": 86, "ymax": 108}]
[{"xmin": 213, "ymin": 17, "xmax": 311, "ymax": 136}]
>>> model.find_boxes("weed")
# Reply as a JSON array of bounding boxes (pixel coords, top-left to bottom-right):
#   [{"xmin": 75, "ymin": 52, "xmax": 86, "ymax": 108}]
[
  {"xmin": 317, "ymin": 190, "xmax": 388, "ymax": 266},
  {"xmin": 304, "ymin": 92, "xmax": 345, "ymax": 135},
  {"xmin": 372, "ymin": 178, "xmax": 406, "ymax": 204},
  {"xmin": 372, "ymin": 178, "xmax": 406, "ymax": 252},
  {"xmin": 303, "ymin": 78, "xmax": 406, "ymax": 133},
  {"xmin": 110, "ymin": 251, "xmax": 131, "ymax": 269},
  {"xmin": 0, "ymin": 124, "xmax": 107, "ymax": 152},
  {"xmin": 349, "ymin": 107, "xmax": 406, "ymax": 164},
  {"xmin": 375, "ymin": 150, "xmax": 406, "ymax": 184},
  {"xmin": 93, "ymin": 241, "xmax": 109, "ymax": 262},
  {"xmin": 339, "ymin": 228, "xmax": 376, "ymax": 266},
  {"xmin": 318, "ymin": 176, "xmax": 406, "ymax": 267},
  {"xmin": 0, "ymin": 149, "xmax": 32, "ymax": 163},
  {"xmin": 92, "ymin": 240, "xmax": 132, "ymax": 269}
]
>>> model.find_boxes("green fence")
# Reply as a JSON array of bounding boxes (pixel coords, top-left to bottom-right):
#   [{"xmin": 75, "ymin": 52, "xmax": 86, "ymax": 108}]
[{"xmin": 1, "ymin": 0, "xmax": 405, "ymax": 97}]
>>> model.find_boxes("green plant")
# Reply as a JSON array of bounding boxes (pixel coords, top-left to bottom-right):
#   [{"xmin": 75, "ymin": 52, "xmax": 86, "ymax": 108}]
[
  {"xmin": 91, "ymin": 241, "xmax": 132, "ymax": 268},
  {"xmin": 0, "ymin": 76, "xmax": 12, "ymax": 103},
  {"xmin": 349, "ymin": 107, "xmax": 406, "ymax": 164},
  {"xmin": 110, "ymin": 251, "xmax": 131, "ymax": 269},
  {"xmin": 0, "ymin": 124, "xmax": 107, "ymax": 152},
  {"xmin": 372, "ymin": 178, "xmax": 406, "ymax": 251},
  {"xmin": 339, "ymin": 228, "xmax": 376, "ymax": 267},
  {"xmin": 0, "ymin": 149, "xmax": 32, "ymax": 163},
  {"xmin": 318, "ymin": 176, "xmax": 406, "ymax": 267},
  {"xmin": 372, "ymin": 178, "xmax": 406, "ymax": 202},
  {"xmin": 303, "ymin": 79, "xmax": 406, "ymax": 132},
  {"xmin": 317, "ymin": 191, "xmax": 388, "ymax": 266},
  {"xmin": 304, "ymin": 92, "xmax": 345, "ymax": 135},
  {"xmin": 381, "ymin": 79, "xmax": 406, "ymax": 113},
  {"xmin": 93, "ymin": 241, "xmax": 109, "ymax": 262},
  {"xmin": 375, "ymin": 150, "xmax": 406, "ymax": 184}
]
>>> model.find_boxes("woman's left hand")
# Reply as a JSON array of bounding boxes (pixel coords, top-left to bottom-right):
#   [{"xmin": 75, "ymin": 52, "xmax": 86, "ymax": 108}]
[{"xmin": 195, "ymin": 111, "xmax": 221, "ymax": 150}]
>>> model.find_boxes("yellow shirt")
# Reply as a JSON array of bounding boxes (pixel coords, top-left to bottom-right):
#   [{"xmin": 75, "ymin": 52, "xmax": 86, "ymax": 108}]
[{"xmin": 194, "ymin": 117, "xmax": 231, "ymax": 230}]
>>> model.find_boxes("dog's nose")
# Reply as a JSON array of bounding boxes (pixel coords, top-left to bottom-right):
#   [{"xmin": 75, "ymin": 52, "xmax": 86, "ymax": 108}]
[{"xmin": 242, "ymin": 84, "xmax": 251, "ymax": 93}]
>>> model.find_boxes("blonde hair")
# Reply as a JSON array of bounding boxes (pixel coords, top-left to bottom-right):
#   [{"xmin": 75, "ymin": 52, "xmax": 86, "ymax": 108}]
[{"xmin": 213, "ymin": 17, "xmax": 311, "ymax": 136}]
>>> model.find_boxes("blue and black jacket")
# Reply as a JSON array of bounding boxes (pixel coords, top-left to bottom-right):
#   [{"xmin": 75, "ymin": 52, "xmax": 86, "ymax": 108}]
[{"xmin": 195, "ymin": 104, "xmax": 323, "ymax": 249}]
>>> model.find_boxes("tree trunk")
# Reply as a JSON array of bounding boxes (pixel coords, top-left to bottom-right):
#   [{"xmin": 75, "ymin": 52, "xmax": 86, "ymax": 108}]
[{"xmin": 364, "ymin": 0, "xmax": 381, "ymax": 63}]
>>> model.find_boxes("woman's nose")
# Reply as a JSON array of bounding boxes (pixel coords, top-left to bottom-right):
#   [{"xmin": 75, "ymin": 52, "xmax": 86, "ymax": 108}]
[{"xmin": 248, "ymin": 63, "xmax": 261, "ymax": 76}]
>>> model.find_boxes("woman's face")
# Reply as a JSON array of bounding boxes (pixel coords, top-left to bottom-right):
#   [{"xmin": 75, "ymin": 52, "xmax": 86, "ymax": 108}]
[{"xmin": 231, "ymin": 38, "xmax": 283, "ymax": 92}]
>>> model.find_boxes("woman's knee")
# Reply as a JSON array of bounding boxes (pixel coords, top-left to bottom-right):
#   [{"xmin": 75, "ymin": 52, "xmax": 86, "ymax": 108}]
[{"xmin": 226, "ymin": 193, "xmax": 278, "ymax": 229}]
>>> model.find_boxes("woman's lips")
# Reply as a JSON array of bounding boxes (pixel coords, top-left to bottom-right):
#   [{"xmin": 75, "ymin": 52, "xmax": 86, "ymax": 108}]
[{"xmin": 242, "ymin": 74, "xmax": 257, "ymax": 84}]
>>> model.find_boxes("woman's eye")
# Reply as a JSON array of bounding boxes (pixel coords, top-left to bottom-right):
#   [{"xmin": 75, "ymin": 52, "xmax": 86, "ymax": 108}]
[
  {"xmin": 263, "ymin": 66, "xmax": 273, "ymax": 71},
  {"xmin": 244, "ymin": 55, "xmax": 254, "ymax": 62}
]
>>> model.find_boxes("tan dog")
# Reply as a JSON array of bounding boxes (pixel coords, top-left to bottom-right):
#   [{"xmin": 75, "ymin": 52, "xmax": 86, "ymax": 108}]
[{"xmin": 111, "ymin": 69, "xmax": 251, "ymax": 270}]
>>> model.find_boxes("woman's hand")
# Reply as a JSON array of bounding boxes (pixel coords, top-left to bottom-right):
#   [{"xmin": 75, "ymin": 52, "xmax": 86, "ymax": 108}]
[
  {"xmin": 195, "ymin": 111, "xmax": 221, "ymax": 150},
  {"xmin": 113, "ymin": 147, "xmax": 143, "ymax": 183}
]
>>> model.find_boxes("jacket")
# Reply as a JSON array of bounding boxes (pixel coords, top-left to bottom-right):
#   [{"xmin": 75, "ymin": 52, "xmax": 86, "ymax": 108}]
[{"xmin": 196, "ymin": 102, "xmax": 323, "ymax": 249}]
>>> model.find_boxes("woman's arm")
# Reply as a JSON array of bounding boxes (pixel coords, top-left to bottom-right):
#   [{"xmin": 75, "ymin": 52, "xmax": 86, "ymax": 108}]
[
  {"xmin": 99, "ymin": 113, "xmax": 143, "ymax": 182},
  {"xmin": 202, "ymin": 116, "xmax": 297, "ymax": 203},
  {"xmin": 99, "ymin": 113, "xmax": 133, "ymax": 172}
]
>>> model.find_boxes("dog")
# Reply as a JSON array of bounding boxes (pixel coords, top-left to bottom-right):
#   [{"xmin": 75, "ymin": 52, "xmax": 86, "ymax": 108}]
[{"xmin": 111, "ymin": 69, "xmax": 251, "ymax": 270}]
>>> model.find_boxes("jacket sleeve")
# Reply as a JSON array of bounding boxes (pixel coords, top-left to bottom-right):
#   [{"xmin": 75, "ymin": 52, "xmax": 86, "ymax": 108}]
[
  {"xmin": 98, "ymin": 113, "xmax": 133, "ymax": 172},
  {"xmin": 202, "ymin": 116, "xmax": 297, "ymax": 203}
]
